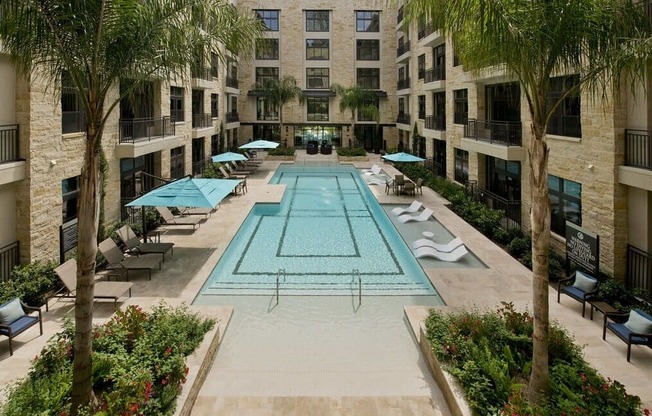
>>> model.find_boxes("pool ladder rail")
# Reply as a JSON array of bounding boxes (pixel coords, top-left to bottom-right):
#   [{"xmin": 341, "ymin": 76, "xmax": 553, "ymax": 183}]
[
  {"xmin": 275, "ymin": 268, "xmax": 286, "ymax": 305},
  {"xmin": 352, "ymin": 269, "xmax": 362, "ymax": 308}
]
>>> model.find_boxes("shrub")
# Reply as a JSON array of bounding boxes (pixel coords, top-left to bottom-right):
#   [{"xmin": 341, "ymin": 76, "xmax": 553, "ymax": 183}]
[
  {"xmin": 507, "ymin": 236, "xmax": 531, "ymax": 259},
  {"xmin": 337, "ymin": 147, "xmax": 367, "ymax": 157},
  {"xmin": 0, "ymin": 261, "xmax": 59, "ymax": 306},
  {"xmin": 268, "ymin": 146, "xmax": 295, "ymax": 156},
  {"xmin": 203, "ymin": 162, "xmax": 222, "ymax": 179}
]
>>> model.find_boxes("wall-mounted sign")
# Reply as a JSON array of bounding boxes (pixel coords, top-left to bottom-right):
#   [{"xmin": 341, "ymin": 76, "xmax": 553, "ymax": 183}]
[{"xmin": 565, "ymin": 221, "xmax": 599, "ymax": 275}]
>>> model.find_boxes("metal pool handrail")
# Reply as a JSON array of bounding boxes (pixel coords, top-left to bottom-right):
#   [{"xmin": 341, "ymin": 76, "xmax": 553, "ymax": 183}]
[
  {"xmin": 352, "ymin": 269, "xmax": 362, "ymax": 307},
  {"xmin": 276, "ymin": 268, "xmax": 286, "ymax": 305}
]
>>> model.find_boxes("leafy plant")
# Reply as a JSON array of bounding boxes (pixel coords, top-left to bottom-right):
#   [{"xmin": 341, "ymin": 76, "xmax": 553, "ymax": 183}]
[
  {"xmin": 337, "ymin": 147, "xmax": 367, "ymax": 157},
  {"xmin": 268, "ymin": 146, "xmax": 295, "ymax": 156},
  {"xmin": 0, "ymin": 261, "xmax": 59, "ymax": 306}
]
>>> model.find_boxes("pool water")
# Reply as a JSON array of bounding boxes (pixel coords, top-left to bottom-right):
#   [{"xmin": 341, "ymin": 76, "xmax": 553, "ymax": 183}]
[{"xmin": 197, "ymin": 165, "xmax": 439, "ymax": 297}]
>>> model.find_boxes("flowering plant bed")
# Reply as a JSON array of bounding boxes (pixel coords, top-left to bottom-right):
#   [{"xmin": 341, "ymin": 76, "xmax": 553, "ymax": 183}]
[{"xmin": 0, "ymin": 303, "xmax": 214, "ymax": 416}]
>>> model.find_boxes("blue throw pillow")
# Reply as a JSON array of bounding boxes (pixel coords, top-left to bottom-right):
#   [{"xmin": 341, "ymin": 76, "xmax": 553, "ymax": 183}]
[
  {"xmin": 572, "ymin": 271, "xmax": 598, "ymax": 293},
  {"xmin": 0, "ymin": 298, "xmax": 26, "ymax": 325}
]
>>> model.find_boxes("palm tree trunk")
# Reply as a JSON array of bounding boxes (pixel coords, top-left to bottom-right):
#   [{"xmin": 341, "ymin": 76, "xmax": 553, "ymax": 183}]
[
  {"xmin": 528, "ymin": 121, "xmax": 550, "ymax": 403},
  {"xmin": 279, "ymin": 106, "xmax": 284, "ymax": 146},
  {"xmin": 71, "ymin": 119, "xmax": 102, "ymax": 413}
]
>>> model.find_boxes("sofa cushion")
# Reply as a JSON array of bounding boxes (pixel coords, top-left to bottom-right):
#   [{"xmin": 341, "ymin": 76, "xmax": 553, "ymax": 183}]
[
  {"xmin": 624, "ymin": 310, "xmax": 652, "ymax": 334},
  {"xmin": 0, "ymin": 298, "xmax": 25, "ymax": 325},
  {"xmin": 572, "ymin": 271, "xmax": 598, "ymax": 293}
]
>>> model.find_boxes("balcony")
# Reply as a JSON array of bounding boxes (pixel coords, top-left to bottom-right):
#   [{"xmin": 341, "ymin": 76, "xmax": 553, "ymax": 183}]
[
  {"xmin": 191, "ymin": 66, "xmax": 212, "ymax": 81},
  {"xmin": 257, "ymin": 112, "xmax": 279, "ymax": 121},
  {"xmin": 396, "ymin": 77, "xmax": 411, "ymax": 91},
  {"xmin": 627, "ymin": 244, "xmax": 652, "ymax": 298},
  {"xmin": 116, "ymin": 117, "xmax": 181, "ymax": 159},
  {"xmin": 477, "ymin": 188, "xmax": 522, "ymax": 229},
  {"xmin": 425, "ymin": 115, "xmax": 446, "ymax": 131},
  {"xmin": 418, "ymin": 23, "xmax": 434, "ymax": 39},
  {"xmin": 619, "ymin": 129, "xmax": 652, "ymax": 191},
  {"xmin": 424, "ymin": 66, "xmax": 445, "ymax": 84},
  {"xmin": 192, "ymin": 113, "xmax": 213, "ymax": 129},
  {"xmin": 0, "ymin": 124, "xmax": 25, "ymax": 185},
  {"xmin": 225, "ymin": 112, "xmax": 240, "ymax": 123},
  {"xmin": 396, "ymin": 113, "xmax": 411, "ymax": 125},
  {"xmin": 462, "ymin": 119, "xmax": 526, "ymax": 161},
  {"xmin": 396, "ymin": 40, "xmax": 411, "ymax": 58},
  {"xmin": 226, "ymin": 76, "xmax": 239, "ymax": 89}
]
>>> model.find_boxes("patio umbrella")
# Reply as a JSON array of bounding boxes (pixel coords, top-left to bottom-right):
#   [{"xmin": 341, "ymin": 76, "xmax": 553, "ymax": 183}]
[
  {"xmin": 381, "ymin": 152, "xmax": 425, "ymax": 163},
  {"xmin": 211, "ymin": 151, "xmax": 248, "ymax": 163},
  {"xmin": 239, "ymin": 139, "xmax": 280, "ymax": 149}
]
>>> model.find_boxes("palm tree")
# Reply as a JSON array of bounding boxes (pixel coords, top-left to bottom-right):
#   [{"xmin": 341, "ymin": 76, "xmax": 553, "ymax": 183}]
[
  {"xmin": 402, "ymin": 0, "xmax": 647, "ymax": 404},
  {"xmin": 331, "ymin": 83, "xmax": 380, "ymax": 148},
  {"xmin": 254, "ymin": 75, "xmax": 303, "ymax": 145},
  {"xmin": 0, "ymin": 0, "xmax": 262, "ymax": 412}
]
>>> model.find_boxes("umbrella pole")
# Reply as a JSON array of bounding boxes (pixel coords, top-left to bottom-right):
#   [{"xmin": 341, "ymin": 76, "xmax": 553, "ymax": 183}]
[{"xmin": 142, "ymin": 206, "xmax": 147, "ymax": 242}]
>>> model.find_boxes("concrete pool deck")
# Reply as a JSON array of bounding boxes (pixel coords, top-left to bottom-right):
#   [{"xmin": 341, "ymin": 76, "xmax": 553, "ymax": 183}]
[{"xmin": 1, "ymin": 150, "xmax": 650, "ymax": 414}]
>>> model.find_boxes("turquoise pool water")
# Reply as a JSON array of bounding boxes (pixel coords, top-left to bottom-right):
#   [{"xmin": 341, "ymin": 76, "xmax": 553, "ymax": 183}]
[{"xmin": 197, "ymin": 165, "xmax": 439, "ymax": 296}]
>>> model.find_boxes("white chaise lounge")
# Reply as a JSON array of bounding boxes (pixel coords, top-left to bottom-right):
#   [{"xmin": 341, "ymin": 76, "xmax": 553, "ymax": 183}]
[
  {"xmin": 413, "ymin": 245, "xmax": 468, "ymax": 262},
  {"xmin": 412, "ymin": 237, "xmax": 464, "ymax": 253},
  {"xmin": 397, "ymin": 208, "xmax": 433, "ymax": 223},
  {"xmin": 391, "ymin": 200, "xmax": 423, "ymax": 216}
]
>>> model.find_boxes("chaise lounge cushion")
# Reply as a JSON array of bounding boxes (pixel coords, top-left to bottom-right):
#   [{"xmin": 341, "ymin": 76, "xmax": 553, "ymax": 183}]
[
  {"xmin": 0, "ymin": 298, "xmax": 25, "ymax": 325},
  {"xmin": 623, "ymin": 309, "xmax": 652, "ymax": 334},
  {"xmin": 572, "ymin": 271, "xmax": 598, "ymax": 292}
]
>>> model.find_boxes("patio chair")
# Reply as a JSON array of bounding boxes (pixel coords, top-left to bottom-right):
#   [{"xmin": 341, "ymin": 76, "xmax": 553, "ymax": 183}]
[
  {"xmin": 50, "ymin": 259, "xmax": 133, "ymax": 311},
  {"xmin": 219, "ymin": 166, "xmax": 246, "ymax": 180},
  {"xmin": 557, "ymin": 270, "xmax": 600, "ymax": 317},
  {"xmin": 413, "ymin": 245, "xmax": 468, "ymax": 262},
  {"xmin": 0, "ymin": 298, "xmax": 42, "ymax": 356},
  {"xmin": 98, "ymin": 238, "xmax": 163, "ymax": 281},
  {"xmin": 397, "ymin": 208, "xmax": 433, "ymax": 223},
  {"xmin": 412, "ymin": 237, "xmax": 464, "ymax": 253},
  {"xmin": 385, "ymin": 179, "xmax": 396, "ymax": 195},
  {"xmin": 394, "ymin": 175, "xmax": 405, "ymax": 195},
  {"xmin": 116, "ymin": 225, "xmax": 175, "ymax": 260},
  {"xmin": 603, "ymin": 308, "xmax": 652, "ymax": 362},
  {"xmin": 402, "ymin": 182, "xmax": 416, "ymax": 197},
  {"xmin": 156, "ymin": 207, "xmax": 203, "ymax": 229},
  {"xmin": 415, "ymin": 178, "xmax": 424, "ymax": 195},
  {"xmin": 391, "ymin": 200, "xmax": 423, "ymax": 216}
]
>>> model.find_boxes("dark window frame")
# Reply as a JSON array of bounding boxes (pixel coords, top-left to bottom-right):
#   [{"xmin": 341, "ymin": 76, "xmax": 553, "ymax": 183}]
[
  {"xmin": 357, "ymin": 68, "xmax": 380, "ymax": 90},
  {"xmin": 356, "ymin": 39, "xmax": 380, "ymax": 61},
  {"xmin": 307, "ymin": 97, "xmax": 329, "ymax": 121},
  {"xmin": 306, "ymin": 10, "xmax": 329, "ymax": 32},
  {"xmin": 454, "ymin": 148, "xmax": 468, "ymax": 184},
  {"xmin": 306, "ymin": 39, "xmax": 329, "ymax": 60},
  {"xmin": 170, "ymin": 86, "xmax": 184, "ymax": 122},
  {"xmin": 256, "ymin": 38, "xmax": 280, "ymax": 60},
  {"xmin": 256, "ymin": 10, "xmax": 279, "ymax": 31},
  {"xmin": 417, "ymin": 54, "xmax": 426, "ymax": 80},
  {"xmin": 255, "ymin": 67, "xmax": 279, "ymax": 85},
  {"xmin": 549, "ymin": 175, "xmax": 582, "ymax": 236},
  {"xmin": 211, "ymin": 93, "xmax": 219, "ymax": 118},
  {"xmin": 547, "ymin": 75, "xmax": 581, "ymax": 138},
  {"xmin": 418, "ymin": 95, "xmax": 426, "ymax": 120},
  {"xmin": 454, "ymin": 89, "xmax": 468, "ymax": 125},
  {"xmin": 356, "ymin": 11, "xmax": 380, "ymax": 32},
  {"xmin": 170, "ymin": 146, "xmax": 185, "ymax": 179},
  {"xmin": 61, "ymin": 72, "xmax": 86, "ymax": 134},
  {"xmin": 486, "ymin": 157, "xmax": 521, "ymax": 201},
  {"xmin": 306, "ymin": 68, "xmax": 329, "ymax": 89},
  {"xmin": 62, "ymin": 176, "xmax": 81, "ymax": 222}
]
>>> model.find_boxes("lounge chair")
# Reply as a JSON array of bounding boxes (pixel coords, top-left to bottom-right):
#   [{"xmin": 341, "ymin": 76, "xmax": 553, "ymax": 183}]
[
  {"xmin": 413, "ymin": 245, "xmax": 468, "ymax": 262},
  {"xmin": 50, "ymin": 259, "xmax": 133, "ymax": 310},
  {"xmin": 156, "ymin": 207, "xmax": 203, "ymax": 229},
  {"xmin": 228, "ymin": 161, "xmax": 253, "ymax": 175},
  {"xmin": 397, "ymin": 208, "xmax": 433, "ymax": 223},
  {"xmin": 219, "ymin": 166, "xmax": 246, "ymax": 180},
  {"xmin": 116, "ymin": 225, "xmax": 175, "ymax": 260},
  {"xmin": 412, "ymin": 237, "xmax": 464, "ymax": 253},
  {"xmin": 363, "ymin": 165, "xmax": 382, "ymax": 175},
  {"xmin": 603, "ymin": 308, "xmax": 652, "ymax": 362},
  {"xmin": 0, "ymin": 298, "xmax": 42, "ymax": 356},
  {"xmin": 179, "ymin": 206, "xmax": 215, "ymax": 219},
  {"xmin": 98, "ymin": 238, "xmax": 163, "ymax": 281},
  {"xmin": 366, "ymin": 177, "xmax": 387, "ymax": 186},
  {"xmin": 557, "ymin": 270, "xmax": 599, "ymax": 317},
  {"xmin": 391, "ymin": 200, "xmax": 423, "ymax": 216}
]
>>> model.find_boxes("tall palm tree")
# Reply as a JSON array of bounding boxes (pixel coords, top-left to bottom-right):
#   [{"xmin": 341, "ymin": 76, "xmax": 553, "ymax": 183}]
[
  {"xmin": 0, "ymin": 0, "xmax": 262, "ymax": 412},
  {"xmin": 254, "ymin": 75, "xmax": 303, "ymax": 145},
  {"xmin": 401, "ymin": 0, "xmax": 647, "ymax": 404},
  {"xmin": 331, "ymin": 83, "xmax": 380, "ymax": 148}
]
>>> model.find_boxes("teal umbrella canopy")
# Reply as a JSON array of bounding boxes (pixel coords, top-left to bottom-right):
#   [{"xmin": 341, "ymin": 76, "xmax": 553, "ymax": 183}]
[
  {"xmin": 381, "ymin": 152, "xmax": 425, "ymax": 163},
  {"xmin": 239, "ymin": 139, "xmax": 280, "ymax": 149},
  {"xmin": 212, "ymin": 152, "xmax": 248, "ymax": 163},
  {"xmin": 125, "ymin": 177, "xmax": 242, "ymax": 208}
]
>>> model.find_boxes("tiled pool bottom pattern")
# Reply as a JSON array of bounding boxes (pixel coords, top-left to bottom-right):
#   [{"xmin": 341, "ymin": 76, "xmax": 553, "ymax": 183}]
[{"xmin": 199, "ymin": 166, "xmax": 437, "ymax": 296}]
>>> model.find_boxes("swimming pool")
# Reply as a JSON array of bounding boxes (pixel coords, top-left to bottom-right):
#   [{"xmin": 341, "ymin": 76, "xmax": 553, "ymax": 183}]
[{"xmin": 196, "ymin": 165, "xmax": 439, "ymax": 297}]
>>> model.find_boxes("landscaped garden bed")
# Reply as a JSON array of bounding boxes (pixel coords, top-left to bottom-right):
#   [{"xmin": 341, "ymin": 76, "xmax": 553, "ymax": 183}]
[{"xmin": 337, "ymin": 147, "xmax": 368, "ymax": 161}]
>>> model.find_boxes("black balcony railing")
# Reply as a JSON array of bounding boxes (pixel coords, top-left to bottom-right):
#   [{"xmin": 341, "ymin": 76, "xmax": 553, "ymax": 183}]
[
  {"xmin": 425, "ymin": 158, "xmax": 446, "ymax": 178},
  {"xmin": 478, "ymin": 188, "xmax": 522, "ymax": 229},
  {"xmin": 257, "ymin": 112, "xmax": 279, "ymax": 121},
  {"xmin": 425, "ymin": 115, "xmax": 446, "ymax": 131},
  {"xmin": 192, "ymin": 113, "xmax": 213, "ymax": 129},
  {"xmin": 397, "ymin": 77, "xmax": 411, "ymax": 90},
  {"xmin": 226, "ymin": 76, "xmax": 239, "ymax": 89},
  {"xmin": 191, "ymin": 66, "xmax": 213, "ymax": 81},
  {"xmin": 464, "ymin": 119, "xmax": 522, "ymax": 146},
  {"xmin": 0, "ymin": 240, "xmax": 19, "ymax": 282},
  {"xmin": 225, "ymin": 112, "xmax": 239, "ymax": 123},
  {"xmin": 625, "ymin": 129, "xmax": 652, "ymax": 170},
  {"xmin": 397, "ymin": 40, "xmax": 411, "ymax": 57},
  {"xmin": 0, "ymin": 124, "xmax": 20, "ymax": 163},
  {"xmin": 119, "ymin": 116, "xmax": 175, "ymax": 143},
  {"xmin": 397, "ymin": 6, "xmax": 404, "ymax": 24},
  {"xmin": 424, "ymin": 66, "xmax": 446, "ymax": 83},
  {"xmin": 418, "ymin": 23, "xmax": 434, "ymax": 39},
  {"xmin": 627, "ymin": 244, "xmax": 652, "ymax": 297},
  {"xmin": 396, "ymin": 113, "xmax": 411, "ymax": 125}
]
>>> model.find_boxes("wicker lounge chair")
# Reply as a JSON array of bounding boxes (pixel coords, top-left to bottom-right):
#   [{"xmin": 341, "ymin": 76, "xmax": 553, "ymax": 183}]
[
  {"xmin": 156, "ymin": 207, "xmax": 203, "ymax": 229},
  {"xmin": 98, "ymin": 238, "xmax": 163, "ymax": 281},
  {"xmin": 116, "ymin": 225, "xmax": 175, "ymax": 260},
  {"xmin": 50, "ymin": 259, "xmax": 133, "ymax": 310}
]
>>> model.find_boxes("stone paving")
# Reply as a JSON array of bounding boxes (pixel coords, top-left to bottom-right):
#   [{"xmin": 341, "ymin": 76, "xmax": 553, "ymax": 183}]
[{"xmin": 0, "ymin": 150, "xmax": 650, "ymax": 415}]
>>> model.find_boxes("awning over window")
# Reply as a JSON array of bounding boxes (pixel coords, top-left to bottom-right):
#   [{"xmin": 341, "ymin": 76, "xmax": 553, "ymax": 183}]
[
  {"xmin": 374, "ymin": 90, "xmax": 388, "ymax": 97},
  {"xmin": 302, "ymin": 90, "xmax": 336, "ymax": 97}
]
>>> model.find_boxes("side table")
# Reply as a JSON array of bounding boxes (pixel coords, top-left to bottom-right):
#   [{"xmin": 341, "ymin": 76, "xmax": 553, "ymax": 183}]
[
  {"xmin": 588, "ymin": 300, "xmax": 617, "ymax": 321},
  {"xmin": 422, "ymin": 231, "xmax": 435, "ymax": 239}
]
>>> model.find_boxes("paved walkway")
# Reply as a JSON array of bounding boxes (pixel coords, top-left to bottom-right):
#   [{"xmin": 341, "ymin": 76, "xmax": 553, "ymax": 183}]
[{"xmin": 1, "ymin": 150, "xmax": 650, "ymax": 414}]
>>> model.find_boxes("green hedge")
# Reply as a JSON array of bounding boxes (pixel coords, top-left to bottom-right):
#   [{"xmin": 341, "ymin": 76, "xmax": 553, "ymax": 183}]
[
  {"xmin": 336, "ymin": 147, "xmax": 367, "ymax": 157},
  {"xmin": 268, "ymin": 146, "xmax": 295, "ymax": 156},
  {"xmin": 0, "ymin": 261, "xmax": 59, "ymax": 306}
]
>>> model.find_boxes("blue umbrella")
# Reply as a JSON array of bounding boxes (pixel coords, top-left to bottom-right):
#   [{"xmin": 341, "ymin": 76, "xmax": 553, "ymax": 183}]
[
  {"xmin": 126, "ymin": 177, "xmax": 242, "ymax": 208},
  {"xmin": 239, "ymin": 139, "xmax": 280, "ymax": 149},
  {"xmin": 381, "ymin": 152, "xmax": 425, "ymax": 163},
  {"xmin": 212, "ymin": 152, "xmax": 248, "ymax": 163}
]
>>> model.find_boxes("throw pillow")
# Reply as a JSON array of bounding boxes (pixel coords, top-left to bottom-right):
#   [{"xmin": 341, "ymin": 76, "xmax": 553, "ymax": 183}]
[
  {"xmin": 0, "ymin": 298, "xmax": 26, "ymax": 325},
  {"xmin": 572, "ymin": 271, "xmax": 598, "ymax": 293},
  {"xmin": 624, "ymin": 310, "xmax": 652, "ymax": 334}
]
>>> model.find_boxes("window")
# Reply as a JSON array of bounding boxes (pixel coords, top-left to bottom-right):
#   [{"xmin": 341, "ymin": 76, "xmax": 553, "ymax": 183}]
[
  {"xmin": 358, "ymin": 97, "xmax": 379, "ymax": 122},
  {"xmin": 61, "ymin": 72, "xmax": 85, "ymax": 134},
  {"xmin": 256, "ymin": 10, "xmax": 279, "ymax": 31},
  {"xmin": 486, "ymin": 157, "xmax": 521, "ymax": 201},
  {"xmin": 549, "ymin": 175, "xmax": 582, "ymax": 235},
  {"xmin": 417, "ymin": 54, "xmax": 425, "ymax": 79},
  {"xmin": 433, "ymin": 44, "xmax": 446, "ymax": 80},
  {"xmin": 453, "ymin": 42, "xmax": 461, "ymax": 67},
  {"xmin": 307, "ymin": 68, "xmax": 329, "ymax": 89},
  {"xmin": 211, "ymin": 134, "xmax": 219, "ymax": 156},
  {"xmin": 306, "ymin": 39, "xmax": 329, "ymax": 60},
  {"xmin": 192, "ymin": 138, "xmax": 205, "ymax": 176},
  {"xmin": 547, "ymin": 75, "xmax": 581, "ymax": 138},
  {"xmin": 433, "ymin": 92, "xmax": 446, "ymax": 129},
  {"xmin": 356, "ymin": 11, "xmax": 380, "ymax": 32},
  {"xmin": 170, "ymin": 146, "xmax": 185, "ymax": 179},
  {"xmin": 62, "ymin": 176, "xmax": 80, "ymax": 222},
  {"xmin": 256, "ymin": 67, "xmax": 279, "ymax": 85},
  {"xmin": 211, "ymin": 53, "xmax": 219, "ymax": 78},
  {"xmin": 256, "ymin": 39, "xmax": 279, "ymax": 60},
  {"xmin": 306, "ymin": 10, "xmax": 329, "ymax": 32},
  {"xmin": 454, "ymin": 149, "xmax": 469, "ymax": 183},
  {"xmin": 398, "ymin": 97, "xmax": 405, "ymax": 115},
  {"xmin": 356, "ymin": 40, "xmax": 380, "ymax": 61},
  {"xmin": 170, "ymin": 86, "xmax": 184, "ymax": 122},
  {"xmin": 257, "ymin": 97, "xmax": 278, "ymax": 121},
  {"xmin": 454, "ymin": 89, "xmax": 468, "ymax": 124},
  {"xmin": 307, "ymin": 97, "xmax": 329, "ymax": 121},
  {"xmin": 418, "ymin": 95, "xmax": 426, "ymax": 120},
  {"xmin": 357, "ymin": 68, "xmax": 380, "ymax": 90},
  {"xmin": 211, "ymin": 94, "xmax": 219, "ymax": 118}
]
